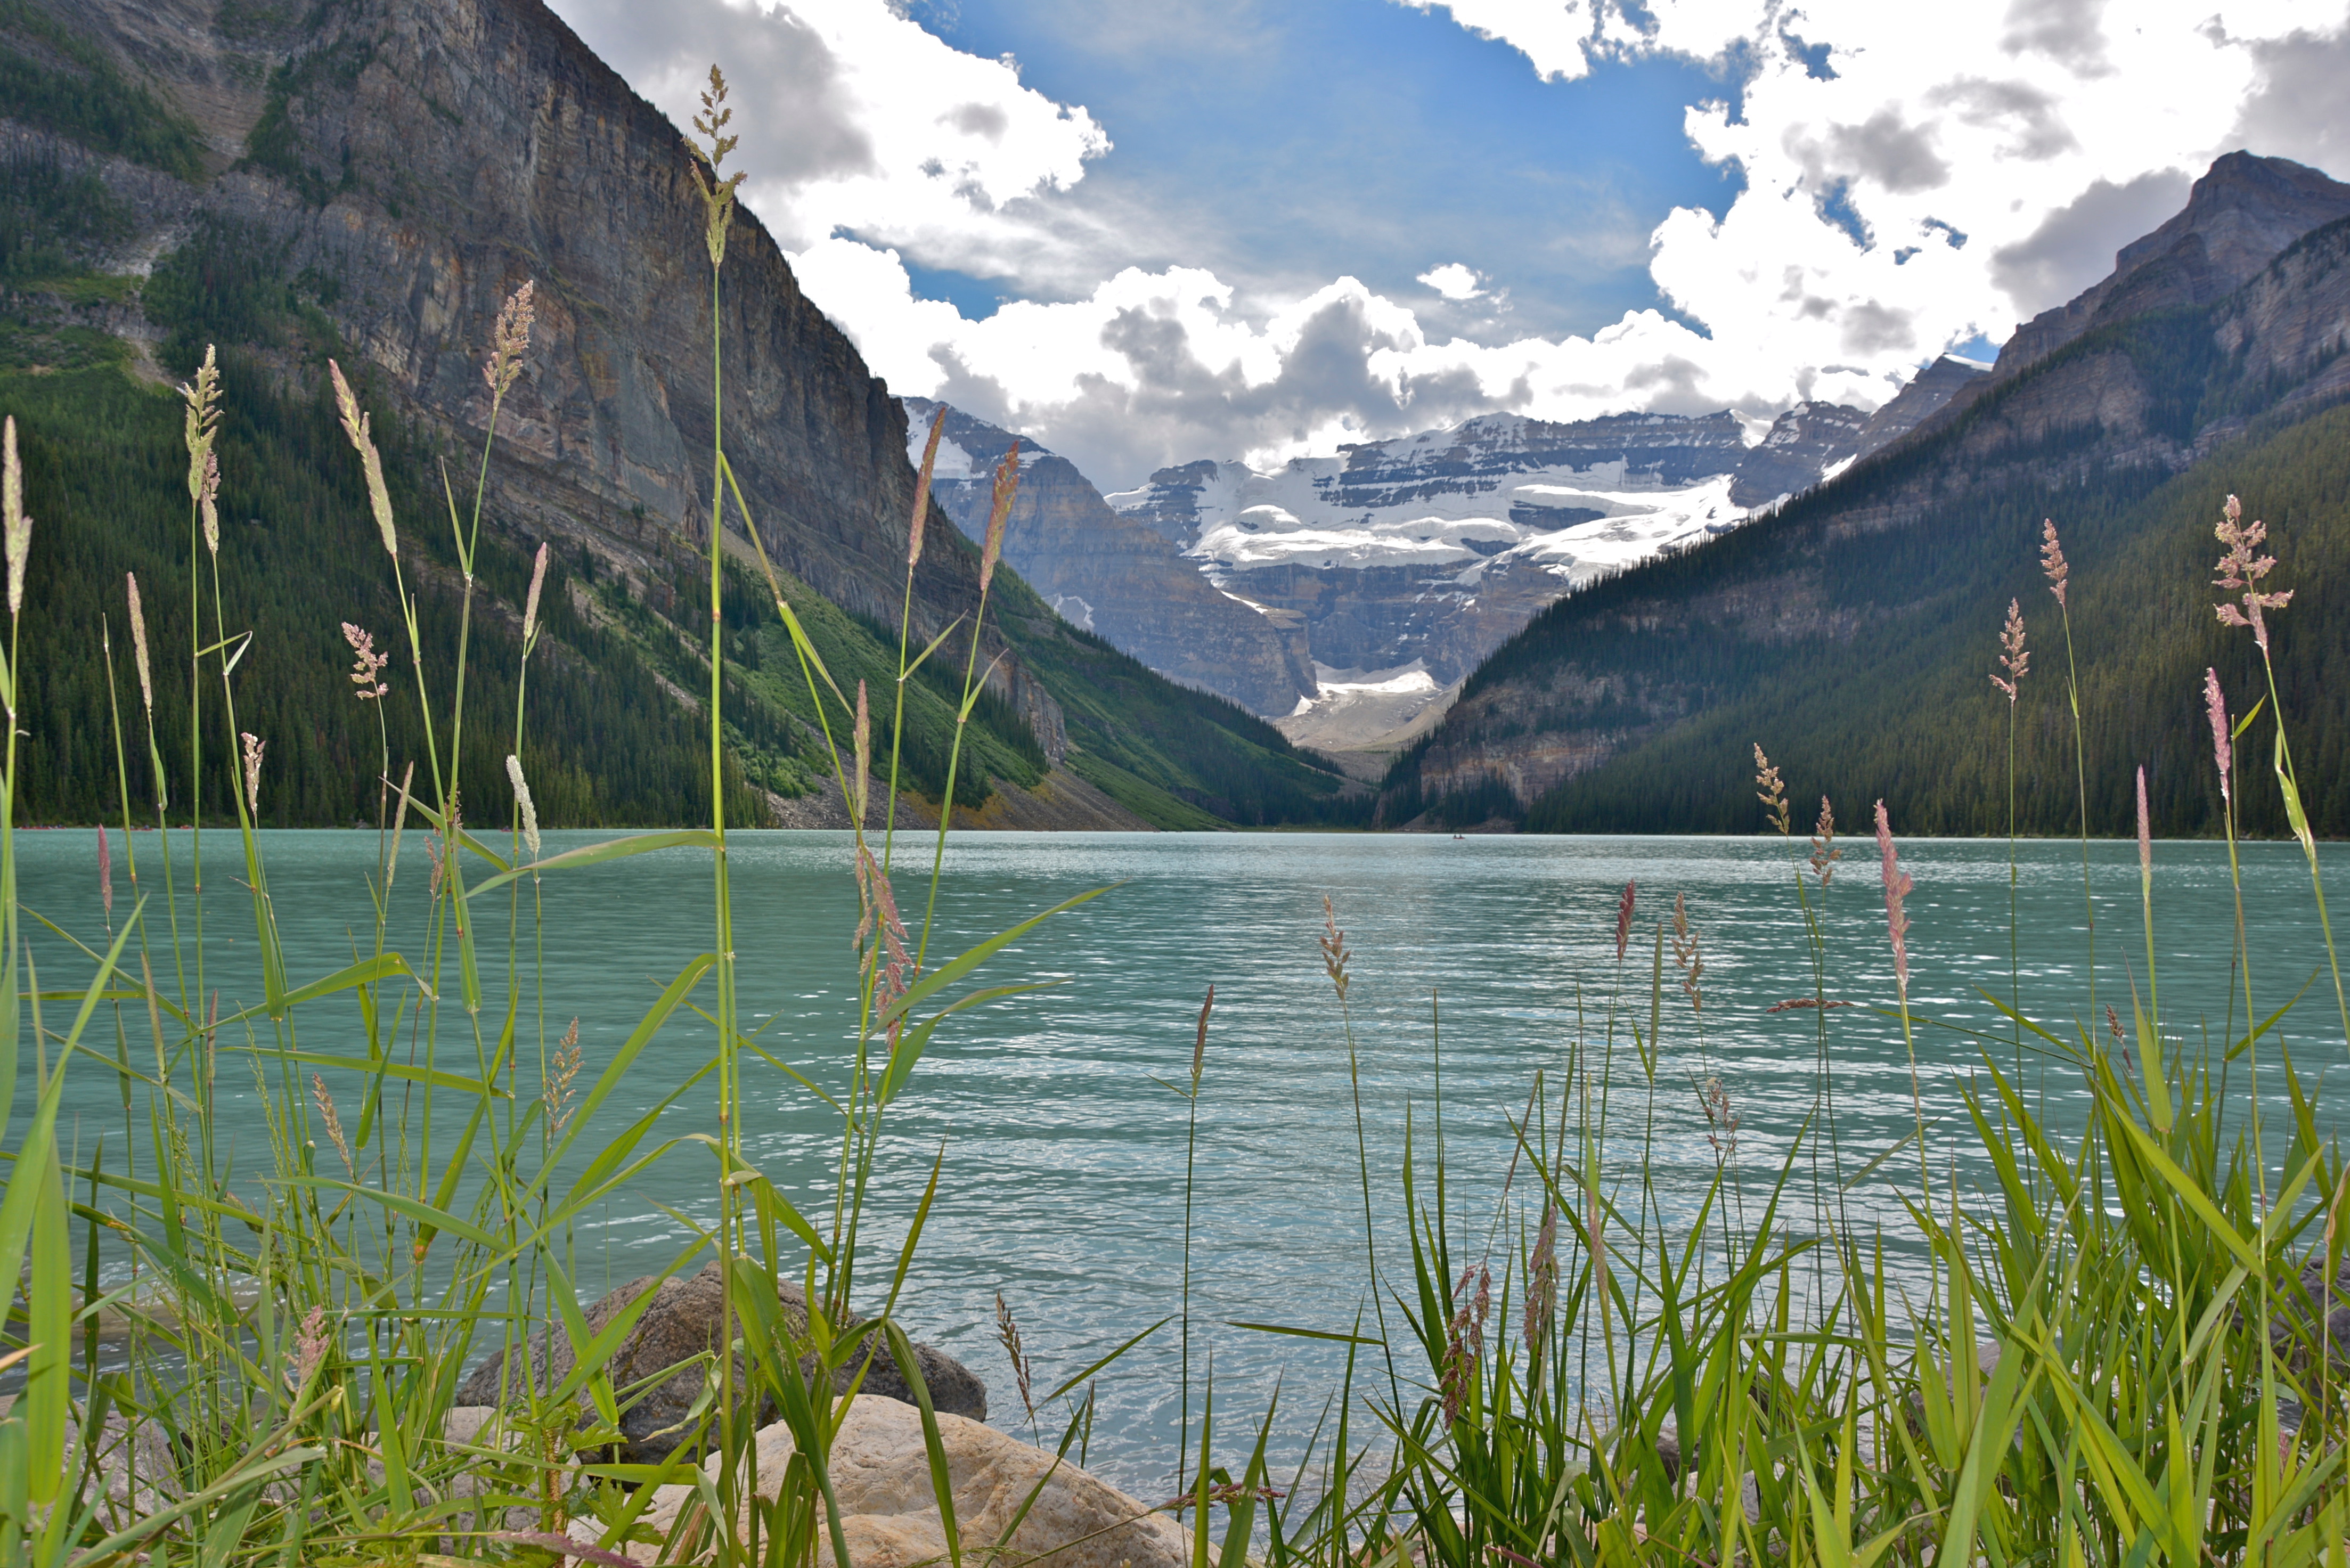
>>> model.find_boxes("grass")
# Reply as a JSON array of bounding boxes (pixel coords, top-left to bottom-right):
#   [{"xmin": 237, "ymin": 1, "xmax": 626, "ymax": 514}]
[{"xmin": 2, "ymin": 62, "xmax": 2349, "ymax": 1568}]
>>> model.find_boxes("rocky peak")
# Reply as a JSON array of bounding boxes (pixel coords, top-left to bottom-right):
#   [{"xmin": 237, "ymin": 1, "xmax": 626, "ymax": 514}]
[
  {"xmin": 1727, "ymin": 400, "xmax": 1868, "ymax": 508},
  {"xmin": 1998, "ymin": 152, "xmax": 2350, "ymax": 379},
  {"xmin": 903, "ymin": 401, "xmax": 1317, "ymax": 717}
]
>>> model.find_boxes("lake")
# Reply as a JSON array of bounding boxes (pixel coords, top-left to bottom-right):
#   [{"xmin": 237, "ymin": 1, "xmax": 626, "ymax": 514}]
[{"xmin": 17, "ymin": 826, "xmax": 2348, "ymax": 1499}]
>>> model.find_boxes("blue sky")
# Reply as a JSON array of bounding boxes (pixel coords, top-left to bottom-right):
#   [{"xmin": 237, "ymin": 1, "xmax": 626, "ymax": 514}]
[
  {"xmin": 888, "ymin": 0, "xmax": 1745, "ymax": 340},
  {"xmin": 550, "ymin": 0, "xmax": 2349, "ymax": 491}
]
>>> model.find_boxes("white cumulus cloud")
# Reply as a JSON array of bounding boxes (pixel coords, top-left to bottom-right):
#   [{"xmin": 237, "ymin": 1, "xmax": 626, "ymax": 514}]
[
  {"xmin": 1417, "ymin": 263, "xmax": 1487, "ymax": 300},
  {"xmin": 550, "ymin": 0, "xmax": 2350, "ymax": 493}
]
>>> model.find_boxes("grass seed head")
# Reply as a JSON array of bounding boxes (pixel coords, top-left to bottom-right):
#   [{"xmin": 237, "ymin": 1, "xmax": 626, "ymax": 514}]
[
  {"xmin": 1319, "ymin": 894, "xmax": 1352, "ymax": 1002},
  {"xmin": 240, "ymin": 731, "xmax": 265, "ymax": 818},
  {"xmin": 310, "ymin": 1073, "xmax": 353, "ymax": 1178},
  {"xmin": 2214, "ymin": 494, "xmax": 2292, "ymax": 655},
  {"xmin": 909, "ymin": 406, "xmax": 945, "ymax": 568},
  {"xmin": 543, "ymin": 1018, "xmax": 583, "ymax": 1134},
  {"xmin": 2137, "ymin": 765, "xmax": 2151, "ymax": 881},
  {"xmin": 328, "ymin": 359, "xmax": 397, "ymax": 558},
  {"xmin": 97, "ymin": 822, "xmax": 111, "ymax": 922},
  {"xmin": 294, "ymin": 1305, "xmax": 333, "ymax": 1387},
  {"xmin": 1671, "ymin": 890, "xmax": 1702, "ymax": 1013},
  {"xmin": 505, "ymin": 753, "xmax": 541, "ymax": 857},
  {"xmin": 1699, "ymin": 1075, "xmax": 1740, "ymax": 1161},
  {"xmin": 1192, "ymin": 983, "xmax": 1213, "ymax": 1092},
  {"xmin": 342, "ymin": 622, "xmax": 389, "ymax": 699},
  {"xmin": 1441, "ymin": 1264, "xmax": 1491, "ymax": 1425},
  {"xmin": 199, "ymin": 446, "xmax": 219, "ymax": 557},
  {"xmin": 2, "ymin": 414, "xmax": 26, "ymax": 616},
  {"xmin": 2204, "ymin": 668, "xmax": 2232, "ymax": 803},
  {"xmin": 1752, "ymin": 743, "xmax": 1790, "ymax": 835},
  {"xmin": 126, "ymin": 574, "xmax": 153, "ymax": 713},
  {"xmin": 688, "ymin": 66, "xmax": 747, "ymax": 267},
  {"xmin": 1991, "ymin": 597, "xmax": 2027, "ymax": 702},
  {"xmin": 994, "ymin": 1291, "xmax": 1037, "ymax": 1428},
  {"xmin": 180, "ymin": 345, "xmax": 220, "ymax": 505},
  {"xmin": 485, "ymin": 279, "xmax": 536, "ymax": 402},
  {"xmin": 523, "ymin": 542, "xmax": 548, "ymax": 646},
  {"xmin": 2040, "ymin": 519, "xmax": 2068, "ymax": 609},
  {"xmin": 1523, "ymin": 1204, "xmax": 1558, "ymax": 1355},
  {"xmin": 1874, "ymin": 799, "xmax": 1912, "ymax": 998},
  {"xmin": 982, "ymin": 439, "xmax": 1019, "ymax": 593},
  {"xmin": 852, "ymin": 678, "xmax": 871, "ymax": 827},
  {"xmin": 1809, "ymin": 797, "xmax": 1840, "ymax": 886},
  {"xmin": 1614, "ymin": 880, "xmax": 1634, "ymax": 961}
]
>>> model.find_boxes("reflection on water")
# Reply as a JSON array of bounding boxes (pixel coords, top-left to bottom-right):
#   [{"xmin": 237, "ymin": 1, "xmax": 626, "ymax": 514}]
[{"xmin": 20, "ymin": 827, "xmax": 2348, "ymax": 1497}]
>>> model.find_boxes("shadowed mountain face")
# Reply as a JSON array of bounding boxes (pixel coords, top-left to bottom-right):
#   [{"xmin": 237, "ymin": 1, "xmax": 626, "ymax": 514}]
[
  {"xmin": 903, "ymin": 400, "xmax": 1316, "ymax": 718},
  {"xmin": 5, "ymin": 0, "xmax": 1357, "ymax": 827},
  {"xmin": 1381, "ymin": 153, "xmax": 2350, "ymax": 835}
]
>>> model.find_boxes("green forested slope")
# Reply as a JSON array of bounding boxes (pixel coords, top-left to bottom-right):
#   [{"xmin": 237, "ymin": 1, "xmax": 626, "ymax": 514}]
[
  {"xmin": 1430, "ymin": 403, "xmax": 2350, "ymax": 839},
  {"xmin": 1, "ymin": 256, "xmax": 1357, "ymax": 829}
]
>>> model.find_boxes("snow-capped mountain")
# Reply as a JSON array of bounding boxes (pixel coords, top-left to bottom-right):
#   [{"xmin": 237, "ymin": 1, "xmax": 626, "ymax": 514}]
[
  {"xmin": 900, "ymin": 366, "xmax": 1984, "ymax": 748},
  {"xmin": 1103, "ymin": 405, "xmax": 1914, "ymax": 747}
]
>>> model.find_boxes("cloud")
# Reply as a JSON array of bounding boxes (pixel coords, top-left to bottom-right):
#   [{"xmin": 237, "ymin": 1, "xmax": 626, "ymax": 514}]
[
  {"xmin": 548, "ymin": 0, "xmax": 1109, "ymax": 268},
  {"xmin": 1418, "ymin": 263, "xmax": 1487, "ymax": 299},
  {"xmin": 1990, "ymin": 170, "xmax": 2195, "ymax": 314},
  {"xmin": 550, "ymin": 0, "xmax": 2350, "ymax": 494},
  {"xmin": 2232, "ymin": 22, "xmax": 2350, "ymax": 176}
]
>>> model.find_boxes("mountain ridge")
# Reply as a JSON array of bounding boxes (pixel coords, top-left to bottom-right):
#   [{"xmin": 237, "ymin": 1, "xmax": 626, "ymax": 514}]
[{"xmin": 1380, "ymin": 152, "xmax": 2350, "ymax": 835}]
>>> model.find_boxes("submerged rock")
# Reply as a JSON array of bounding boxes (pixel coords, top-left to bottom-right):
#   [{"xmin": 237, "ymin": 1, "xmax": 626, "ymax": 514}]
[
  {"xmin": 455, "ymin": 1262, "xmax": 984, "ymax": 1464},
  {"xmin": 576, "ymin": 1395, "xmax": 1190, "ymax": 1568}
]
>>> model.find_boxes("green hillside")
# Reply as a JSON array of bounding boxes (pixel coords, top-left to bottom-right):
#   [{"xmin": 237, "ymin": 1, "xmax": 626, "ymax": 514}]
[{"xmin": 1388, "ymin": 391, "xmax": 2350, "ymax": 840}]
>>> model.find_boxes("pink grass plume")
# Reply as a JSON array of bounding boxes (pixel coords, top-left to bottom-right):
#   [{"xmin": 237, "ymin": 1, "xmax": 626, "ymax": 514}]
[
  {"xmin": 97, "ymin": 823, "xmax": 111, "ymax": 923},
  {"xmin": 1613, "ymin": 880, "xmax": 1635, "ymax": 962},
  {"xmin": 3, "ymin": 414, "xmax": 28, "ymax": 616},
  {"xmin": 1991, "ymin": 597, "xmax": 2028, "ymax": 701},
  {"xmin": 2136, "ymin": 765, "xmax": 2151, "ymax": 881},
  {"xmin": 2205, "ymin": 668, "xmax": 2232, "ymax": 804},
  {"xmin": 240, "ymin": 732, "xmax": 265, "ymax": 818},
  {"xmin": 2213, "ymin": 493, "xmax": 2292, "ymax": 655},
  {"xmin": 2040, "ymin": 520, "xmax": 2068, "ymax": 608},
  {"xmin": 126, "ymin": 573, "xmax": 153, "ymax": 715},
  {"xmin": 981, "ymin": 439, "xmax": 1019, "ymax": 593},
  {"xmin": 908, "ymin": 406, "xmax": 945, "ymax": 568},
  {"xmin": 522, "ymin": 542, "xmax": 548, "ymax": 646},
  {"xmin": 1874, "ymin": 799, "xmax": 1913, "ymax": 999},
  {"xmin": 1752, "ymin": 744, "xmax": 1790, "ymax": 835}
]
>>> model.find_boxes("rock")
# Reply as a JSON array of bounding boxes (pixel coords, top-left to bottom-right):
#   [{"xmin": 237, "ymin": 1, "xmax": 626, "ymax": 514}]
[
  {"xmin": 910, "ymin": 400, "xmax": 1319, "ymax": 719},
  {"xmin": 455, "ymin": 1262, "xmax": 984, "ymax": 1464},
  {"xmin": 2267, "ymin": 1253, "xmax": 2350, "ymax": 1370},
  {"xmin": 576, "ymin": 1396, "xmax": 1190, "ymax": 1568}
]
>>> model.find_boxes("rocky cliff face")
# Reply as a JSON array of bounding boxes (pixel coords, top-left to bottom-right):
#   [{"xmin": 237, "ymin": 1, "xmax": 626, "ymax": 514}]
[
  {"xmin": 1727, "ymin": 400, "xmax": 1870, "ymax": 509},
  {"xmin": 1386, "ymin": 154, "xmax": 2350, "ymax": 826},
  {"xmin": 903, "ymin": 401, "xmax": 1315, "ymax": 717},
  {"xmin": 1997, "ymin": 153, "xmax": 2350, "ymax": 382},
  {"xmin": 14, "ymin": 0, "xmax": 1189, "ymax": 818}
]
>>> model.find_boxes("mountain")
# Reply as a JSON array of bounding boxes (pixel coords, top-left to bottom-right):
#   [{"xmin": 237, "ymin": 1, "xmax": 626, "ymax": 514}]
[
  {"xmin": 1095, "ymin": 385, "xmax": 1981, "ymax": 755},
  {"xmin": 2000, "ymin": 153, "xmax": 2350, "ymax": 381},
  {"xmin": 901, "ymin": 399, "xmax": 1316, "ymax": 718},
  {"xmin": 0, "ymin": 0, "xmax": 1358, "ymax": 829},
  {"xmin": 1379, "ymin": 152, "xmax": 2350, "ymax": 837}
]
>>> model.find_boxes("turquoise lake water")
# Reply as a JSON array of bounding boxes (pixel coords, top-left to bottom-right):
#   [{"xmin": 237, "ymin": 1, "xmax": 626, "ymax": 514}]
[{"xmin": 17, "ymin": 827, "xmax": 2350, "ymax": 1497}]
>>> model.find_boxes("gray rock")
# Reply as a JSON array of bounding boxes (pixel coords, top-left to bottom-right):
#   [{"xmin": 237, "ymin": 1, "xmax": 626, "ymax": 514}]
[
  {"xmin": 455, "ymin": 1263, "xmax": 984, "ymax": 1464},
  {"xmin": 2269, "ymin": 1253, "xmax": 2350, "ymax": 1371}
]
